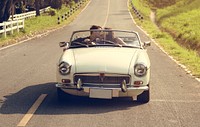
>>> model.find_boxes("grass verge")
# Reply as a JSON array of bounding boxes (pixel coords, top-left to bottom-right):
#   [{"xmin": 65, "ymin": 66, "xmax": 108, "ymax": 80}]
[
  {"xmin": 129, "ymin": 0, "xmax": 200, "ymax": 78},
  {"xmin": 156, "ymin": 0, "xmax": 200, "ymax": 54},
  {"xmin": 0, "ymin": 0, "xmax": 89, "ymax": 47}
]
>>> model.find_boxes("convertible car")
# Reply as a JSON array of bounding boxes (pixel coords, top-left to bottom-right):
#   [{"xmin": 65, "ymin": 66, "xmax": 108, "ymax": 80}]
[{"xmin": 56, "ymin": 29, "xmax": 151, "ymax": 103}]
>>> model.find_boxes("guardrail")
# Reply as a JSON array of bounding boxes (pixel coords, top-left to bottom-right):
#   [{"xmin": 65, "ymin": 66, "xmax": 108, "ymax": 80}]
[
  {"xmin": 0, "ymin": 6, "xmax": 50, "ymax": 38},
  {"xmin": 9, "ymin": 6, "xmax": 50, "ymax": 21},
  {"xmin": 130, "ymin": 2, "xmax": 144, "ymax": 21},
  {"xmin": 0, "ymin": 19, "xmax": 24, "ymax": 38},
  {"xmin": 0, "ymin": 0, "xmax": 86, "ymax": 38},
  {"xmin": 57, "ymin": 0, "xmax": 89, "ymax": 24}
]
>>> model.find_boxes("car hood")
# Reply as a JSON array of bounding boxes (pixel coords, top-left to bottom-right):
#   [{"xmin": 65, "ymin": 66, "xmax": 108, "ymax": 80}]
[{"xmin": 72, "ymin": 47, "xmax": 138, "ymax": 74}]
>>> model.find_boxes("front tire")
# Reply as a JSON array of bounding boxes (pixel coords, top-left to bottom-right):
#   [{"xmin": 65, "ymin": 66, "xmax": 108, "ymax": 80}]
[{"xmin": 137, "ymin": 85, "xmax": 150, "ymax": 103}]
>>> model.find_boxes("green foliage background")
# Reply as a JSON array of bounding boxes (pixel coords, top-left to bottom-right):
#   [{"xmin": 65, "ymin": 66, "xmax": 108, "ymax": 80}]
[{"xmin": 130, "ymin": 0, "xmax": 200, "ymax": 78}]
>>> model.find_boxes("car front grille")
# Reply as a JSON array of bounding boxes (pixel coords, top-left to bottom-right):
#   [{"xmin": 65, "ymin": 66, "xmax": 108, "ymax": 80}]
[{"xmin": 74, "ymin": 74, "xmax": 130, "ymax": 85}]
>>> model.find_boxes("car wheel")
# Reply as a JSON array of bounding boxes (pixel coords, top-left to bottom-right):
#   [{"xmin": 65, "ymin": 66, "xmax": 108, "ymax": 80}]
[
  {"xmin": 57, "ymin": 88, "xmax": 66, "ymax": 102},
  {"xmin": 137, "ymin": 85, "xmax": 150, "ymax": 103}
]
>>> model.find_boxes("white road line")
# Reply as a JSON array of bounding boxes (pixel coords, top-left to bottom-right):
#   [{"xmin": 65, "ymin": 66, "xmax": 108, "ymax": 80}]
[
  {"xmin": 0, "ymin": 36, "xmax": 36, "ymax": 51},
  {"xmin": 102, "ymin": 0, "xmax": 110, "ymax": 28},
  {"xmin": 17, "ymin": 94, "xmax": 47, "ymax": 127},
  {"xmin": 80, "ymin": 0, "xmax": 91, "ymax": 14}
]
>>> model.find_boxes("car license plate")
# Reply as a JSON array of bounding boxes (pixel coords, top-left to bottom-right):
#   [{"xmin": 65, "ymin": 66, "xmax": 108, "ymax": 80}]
[{"xmin": 89, "ymin": 89, "xmax": 112, "ymax": 99}]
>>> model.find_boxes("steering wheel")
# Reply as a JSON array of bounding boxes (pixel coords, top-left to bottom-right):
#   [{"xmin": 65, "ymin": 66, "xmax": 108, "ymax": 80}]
[
  {"xmin": 103, "ymin": 40, "xmax": 115, "ymax": 44},
  {"xmin": 100, "ymin": 39, "xmax": 122, "ymax": 47}
]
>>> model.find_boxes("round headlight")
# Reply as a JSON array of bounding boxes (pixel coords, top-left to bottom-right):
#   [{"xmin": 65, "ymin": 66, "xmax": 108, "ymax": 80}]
[
  {"xmin": 59, "ymin": 62, "xmax": 71, "ymax": 75},
  {"xmin": 134, "ymin": 63, "xmax": 147, "ymax": 77}
]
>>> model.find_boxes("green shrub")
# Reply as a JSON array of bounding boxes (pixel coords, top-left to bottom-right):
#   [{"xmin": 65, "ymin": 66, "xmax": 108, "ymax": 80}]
[{"xmin": 48, "ymin": 8, "xmax": 57, "ymax": 16}]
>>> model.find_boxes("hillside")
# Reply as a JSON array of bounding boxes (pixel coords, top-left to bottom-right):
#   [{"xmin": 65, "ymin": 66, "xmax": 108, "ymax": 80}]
[
  {"xmin": 154, "ymin": 0, "xmax": 200, "ymax": 54},
  {"xmin": 148, "ymin": 0, "xmax": 177, "ymax": 8},
  {"xmin": 130, "ymin": 0, "xmax": 200, "ymax": 77}
]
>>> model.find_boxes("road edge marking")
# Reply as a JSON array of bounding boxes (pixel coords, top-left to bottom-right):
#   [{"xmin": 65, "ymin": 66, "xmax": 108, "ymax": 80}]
[
  {"xmin": 17, "ymin": 94, "xmax": 47, "ymax": 127},
  {"xmin": 80, "ymin": 0, "xmax": 91, "ymax": 14}
]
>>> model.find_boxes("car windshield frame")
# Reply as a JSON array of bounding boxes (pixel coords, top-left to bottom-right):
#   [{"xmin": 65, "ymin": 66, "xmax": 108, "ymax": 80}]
[{"xmin": 69, "ymin": 29, "xmax": 142, "ymax": 49}]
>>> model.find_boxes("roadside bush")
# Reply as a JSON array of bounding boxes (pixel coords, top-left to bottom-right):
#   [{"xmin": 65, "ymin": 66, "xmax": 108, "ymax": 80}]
[{"xmin": 48, "ymin": 8, "xmax": 57, "ymax": 16}]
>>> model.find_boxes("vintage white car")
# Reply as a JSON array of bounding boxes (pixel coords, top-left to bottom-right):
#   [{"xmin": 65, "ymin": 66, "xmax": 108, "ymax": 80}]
[{"xmin": 56, "ymin": 29, "xmax": 151, "ymax": 103}]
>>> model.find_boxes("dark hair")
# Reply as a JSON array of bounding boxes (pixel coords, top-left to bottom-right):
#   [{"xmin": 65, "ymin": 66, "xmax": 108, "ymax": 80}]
[
  {"xmin": 90, "ymin": 25, "xmax": 102, "ymax": 30},
  {"xmin": 90, "ymin": 25, "xmax": 102, "ymax": 34}
]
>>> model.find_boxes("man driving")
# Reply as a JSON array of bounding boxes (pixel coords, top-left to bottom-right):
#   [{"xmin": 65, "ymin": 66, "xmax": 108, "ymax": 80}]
[{"xmin": 71, "ymin": 25, "xmax": 102, "ymax": 46}]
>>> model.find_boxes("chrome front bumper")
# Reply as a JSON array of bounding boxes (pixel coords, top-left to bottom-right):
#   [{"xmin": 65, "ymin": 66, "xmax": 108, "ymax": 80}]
[
  {"xmin": 56, "ymin": 83, "xmax": 149, "ymax": 91},
  {"xmin": 56, "ymin": 83, "xmax": 149, "ymax": 98}
]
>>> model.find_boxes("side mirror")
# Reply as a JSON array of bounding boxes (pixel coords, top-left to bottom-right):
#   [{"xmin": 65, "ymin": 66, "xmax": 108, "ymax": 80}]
[
  {"xmin": 59, "ymin": 42, "xmax": 70, "ymax": 52},
  {"xmin": 59, "ymin": 42, "xmax": 67, "ymax": 47},
  {"xmin": 143, "ymin": 41, "xmax": 151, "ymax": 48}
]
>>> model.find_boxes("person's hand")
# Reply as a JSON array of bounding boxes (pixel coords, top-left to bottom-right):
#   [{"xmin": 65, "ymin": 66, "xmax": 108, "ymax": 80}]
[
  {"xmin": 84, "ymin": 39, "xmax": 96, "ymax": 45},
  {"xmin": 84, "ymin": 38, "xmax": 90, "ymax": 42},
  {"xmin": 88, "ymin": 41, "xmax": 96, "ymax": 45}
]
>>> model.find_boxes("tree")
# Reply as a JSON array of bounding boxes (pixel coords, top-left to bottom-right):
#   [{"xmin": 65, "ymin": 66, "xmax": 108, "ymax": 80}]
[
  {"xmin": 0, "ymin": 0, "xmax": 24, "ymax": 22},
  {"xmin": 0, "ymin": 0, "xmax": 13, "ymax": 23},
  {"xmin": 0, "ymin": 0, "xmax": 79, "ymax": 22},
  {"xmin": 35, "ymin": 0, "xmax": 40, "ymax": 16},
  {"xmin": 50, "ymin": 0, "xmax": 62, "ymax": 9}
]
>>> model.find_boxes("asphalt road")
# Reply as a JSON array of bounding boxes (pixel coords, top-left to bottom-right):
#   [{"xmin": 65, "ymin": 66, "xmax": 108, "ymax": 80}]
[{"xmin": 0, "ymin": 0, "xmax": 200, "ymax": 127}]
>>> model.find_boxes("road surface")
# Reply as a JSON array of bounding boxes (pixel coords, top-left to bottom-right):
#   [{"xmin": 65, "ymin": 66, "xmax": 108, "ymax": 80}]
[{"xmin": 0, "ymin": 0, "xmax": 199, "ymax": 127}]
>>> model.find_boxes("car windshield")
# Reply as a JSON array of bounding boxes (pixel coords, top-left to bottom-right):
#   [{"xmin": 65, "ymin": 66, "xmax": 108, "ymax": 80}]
[{"xmin": 69, "ymin": 30, "xmax": 141, "ymax": 48}]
